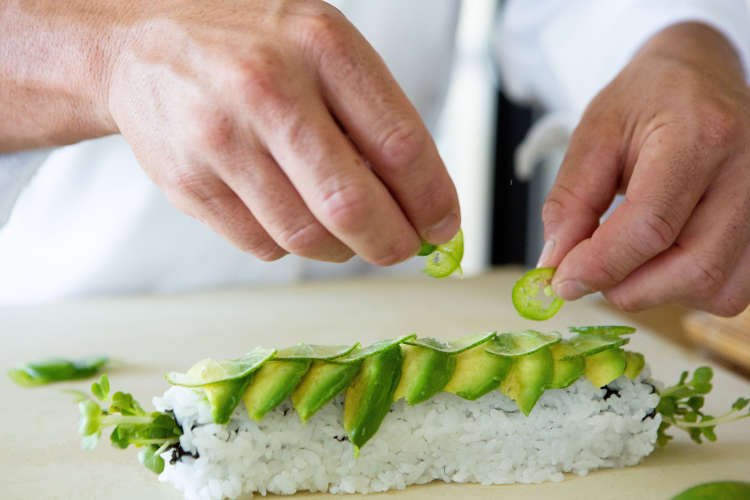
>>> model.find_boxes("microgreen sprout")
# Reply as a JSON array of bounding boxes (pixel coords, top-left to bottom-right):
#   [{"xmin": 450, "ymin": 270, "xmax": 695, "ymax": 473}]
[
  {"xmin": 656, "ymin": 366, "xmax": 749, "ymax": 446},
  {"xmin": 70, "ymin": 375, "xmax": 182, "ymax": 474}
]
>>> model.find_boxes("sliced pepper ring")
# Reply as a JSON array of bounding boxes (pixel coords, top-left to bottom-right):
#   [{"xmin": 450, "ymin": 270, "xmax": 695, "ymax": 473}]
[{"xmin": 512, "ymin": 267, "xmax": 564, "ymax": 321}]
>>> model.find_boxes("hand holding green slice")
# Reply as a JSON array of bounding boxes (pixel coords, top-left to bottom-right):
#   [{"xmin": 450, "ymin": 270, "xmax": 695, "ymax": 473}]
[{"xmin": 512, "ymin": 267, "xmax": 564, "ymax": 320}]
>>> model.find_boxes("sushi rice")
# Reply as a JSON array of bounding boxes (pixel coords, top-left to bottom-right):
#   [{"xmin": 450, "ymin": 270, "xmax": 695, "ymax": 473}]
[{"xmin": 154, "ymin": 367, "xmax": 660, "ymax": 500}]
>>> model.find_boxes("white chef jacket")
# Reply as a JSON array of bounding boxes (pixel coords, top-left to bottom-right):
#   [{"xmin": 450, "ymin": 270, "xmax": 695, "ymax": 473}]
[{"xmin": 1, "ymin": 0, "xmax": 749, "ymax": 305}]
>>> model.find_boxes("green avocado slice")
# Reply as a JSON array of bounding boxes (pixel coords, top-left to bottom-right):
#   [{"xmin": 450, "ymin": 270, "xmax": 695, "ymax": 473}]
[
  {"xmin": 500, "ymin": 346, "xmax": 554, "ymax": 415},
  {"xmin": 484, "ymin": 330, "xmax": 561, "ymax": 357},
  {"xmin": 405, "ymin": 331, "xmax": 496, "ymax": 354},
  {"xmin": 332, "ymin": 335, "xmax": 416, "ymax": 364},
  {"xmin": 443, "ymin": 344, "xmax": 512, "ymax": 400},
  {"xmin": 203, "ymin": 375, "xmax": 254, "ymax": 424},
  {"xmin": 166, "ymin": 347, "xmax": 276, "ymax": 387},
  {"xmin": 584, "ymin": 348, "xmax": 627, "ymax": 387},
  {"xmin": 568, "ymin": 325, "xmax": 636, "ymax": 336},
  {"xmin": 344, "ymin": 345, "xmax": 403, "ymax": 452},
  {"xmin": 393, "ymin": 344, "xmax": 456, "ymax": 405},
  {"xmin": 623, "ymin": 351, "xmax": 646, "ymax": 379},
  {"xmin": 563, "ymin": 332, "xmax": 629, "ymax": 359},
  {"xmin": 274, "ymin": 343, "xmax": 359, "ymax": 360},
  {"xmin": 548, "ymin": 342, "xmax": 585, "ymax": 389},
  {"xmin": 291, "ymin": 360, "xmax": 361, "ymax": 423},
  {"xmin": 243, "ymin": 359, "xmax": 311, "ymax": 421}
]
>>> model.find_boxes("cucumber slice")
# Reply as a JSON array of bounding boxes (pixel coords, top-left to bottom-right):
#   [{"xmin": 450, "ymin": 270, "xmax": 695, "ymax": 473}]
[
  {"xmin": 584, "ymin": 348, "xmax": 627, "ymax": 387},
  {"xmin": 563, "ymin": 332, "xmax": 629, "ymax": 359},
  {"xmin": 500, "ymin": 347, "xmax": 554, "ymax": 415},
  {"xmin": 569, "ymin": 325, "xmax": 636, "ymax": 336},
  {"xmin": 166, "ymin": 347, "xmax": 276, "ymax": 387},
  {"xmin": 274, "ymin": 343, "xmax": 359, "ymax": 360},
  {"xmin": 333, "ymin": 335, "xmax": 416, "ymax": 364},
  {"xmin": 243, "ymin": 359, "xmax": 311, "ymax": 421},
  {"xmin": 393, "ymin": 345, "xmax": 456, "ymax": 405},
  {"xmin": 484, "ymin": 330, "xmax": 561, "ymax": 357},
  {"xmin": 344, "ymin": 346, "xmax": 403, "ymax": 452},
  {"xmin": 405, "ymin": 331, "xmax": 496, "ymax": 354}
]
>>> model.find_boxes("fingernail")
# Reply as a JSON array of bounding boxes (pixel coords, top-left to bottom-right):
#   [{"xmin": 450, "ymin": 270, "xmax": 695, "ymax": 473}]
[
  {"xmin": 554, "ymin": 279, "xmax": 592, "ymax": 301},
  {"xmin": 536, "ymin": 240, "xmax": 555, "ymax": 268},
  {"xmin": 424, "ymin": 214, "xmax": 459, "ymax": 244}
]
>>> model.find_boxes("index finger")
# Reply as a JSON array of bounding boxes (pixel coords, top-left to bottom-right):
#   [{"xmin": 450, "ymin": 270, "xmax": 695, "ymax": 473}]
[
  {"xmin": 552, "ymin": 126, "xmax": 718, "ymax": 300},
  {"xmin": 295, "ymin": 8, "xmax": 461, "ymax": 244}
]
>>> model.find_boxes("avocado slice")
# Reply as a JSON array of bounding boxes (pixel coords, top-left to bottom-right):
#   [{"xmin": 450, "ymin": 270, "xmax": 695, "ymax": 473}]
[
  {"xmin": 500, "ymin": 346, "xmax": 553, "ymax": 415},
  {"xmin": 203, "ymin": 375, "xmax": 254, "ymax": 424},
  {"xmin": 443, "ymin": 344, "xmax": 512, "ymax": 400},
  {"xmin": 484, "ymin": 330, "xmax": 560, "ymax": 357},
  {"xmin": 406, "ymin": 331, "xmax": 496, "ymax": 353},
  {"xmin": 623, "ymin": 350, "xmax": 645, "ymax": 379},
  {"xmin": 291, "ymin": 360, "xmax": 361, "ymax": 423},
  {"xmin": 393, "ymin": 344, "xmax": 456, "ymax": 405},
  {"xmin": 584, "ymin": 348, "xmax": 627, "ymax": 387},
  {"xmin": 166, "ymin": 347, "xmax": 276, "ymax": 387},
  {"xmin": 548, "ymin": 342, "xmax": 585, "ymax": 389},
  {"xmin": 564, "ymin": 332, "xmax": 629, "ymax": 359},
  {"xmin": 344, "ymin": 345, "xmax": 403, "ymax": 451},
  {"xmin": 243, "ymin": 359, "xmax": 311, "ymax": 421},
  {"xmin": 568, "ymin": 325, "xmax": 636, "ymax": 336}
]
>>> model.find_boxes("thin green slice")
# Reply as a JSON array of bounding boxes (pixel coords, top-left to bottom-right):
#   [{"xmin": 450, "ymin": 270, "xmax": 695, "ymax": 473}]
[
  {"xmin": 512, "ymin": 267, "xmax": 564, "ymax": 321},
  {"xmin": 671, "ymin": 481, "xmax": 750, "ymax": 500},
  {"xmin": 166, "ymin": 347, "xmax": 276, "ymax": 387},
  {"xmin": 333, "ymin": 335, "xmax": 416, "ymax": 364},
  {"xmin": 274, "ymin": 343, "xmax": 359, "ymax": 360},
  {"xmin": 624, "ymin": 351, "xmax": 645, "ymax": 379},
  {"xmin": 8, "ymin": 356, "xmax": 109, "ymax": 387},
  {"xmin": 405, "ymin": 331, "xmax": 496, "ymax": 354},
  {"xmin": 569, "ymin": 325, "xmax": 636, "ymax": 336},
  {"xmin": 484, "ymin": 330, "xmax": 561, "ymax": 357},
  {"xmin": 563, "ymin": 332, "xmax": 629, "ymax": 359},
  {"xmin": 422, "ymin": 229, "xmax": 463, "ymax": 278}
]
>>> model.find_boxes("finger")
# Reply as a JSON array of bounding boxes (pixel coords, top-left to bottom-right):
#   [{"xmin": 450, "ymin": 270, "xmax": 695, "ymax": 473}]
[
  {"xmin": 708, "ymin": 243, "xmax": 750, "ymax": 317},
  {"xmin": 553, "ymin": 126, "xmax": 719, "ymax": 300},
  {"xmin": 604, "ymin": 168, "xmax": 750, "ymax": 314},
  {"xmin": 297, "ymin": 9, "xmax": 460, "ymax": 244},
  {"xmin": 233, "ymin": 54, "xmax": 421, "ymax": 265},
  {"xmin": 162, "ymin": 168, "xmax": 287, "ymax": 261},
  {"xmin": 213, "ymin": 146, "xmax": 354, "ymax": 263},
  {"xmin": 536, "ymin": 107, "xmax": 621, "ymax": 269}
]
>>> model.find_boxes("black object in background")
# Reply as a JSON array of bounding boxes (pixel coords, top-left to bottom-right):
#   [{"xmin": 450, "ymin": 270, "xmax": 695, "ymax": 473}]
[{"xmin": 490, "ymin": 90, "xmax": 533, "ymax": 266}]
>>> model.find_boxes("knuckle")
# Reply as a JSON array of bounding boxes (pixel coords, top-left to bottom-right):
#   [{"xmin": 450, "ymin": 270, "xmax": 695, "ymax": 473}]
[
  {"xmin": 685, "ymin": 252, "xmax": 727, "ymax": 302},
  {"xmin": 239, "ymin": 236, "xmax": 286, "ymax": 261},
  {"xmin": 231, "ymin": 48, "xmax": 289, "ymax": 109},
  {"xmin": 630, "ymin": 207, "xmax": 678, "ymax": 257},
  {"xmin": 190, "ymin": 109, "xmax": 236, "ymax": 155},
  {"xmin": 541, "ymin": 194, "xmax": 566, "ymax": 227},
  {"xmin": 377, "ymin": 119, "xmax": 426, "ymax": 171},
  {"xmin": 298, "ymin": 8, "xmax": 350, "ymax": 58},
  {"xmin": 278, "ymin": 219, "xmax": 327, "ymax": 257},
  {"xmin": 694, "ymin": 102, "xmax": 739, "ymax": 149},
  {"xmin": 163, "ymin": 167, "xmax": 215, "ymax": 205},
  {"xmin": 607, "ymin": 292, "xmax": 643, "ymax": 314},
  {"xmin": 320, "ymin": 183, "xmax": 371, "ymax": 233}
]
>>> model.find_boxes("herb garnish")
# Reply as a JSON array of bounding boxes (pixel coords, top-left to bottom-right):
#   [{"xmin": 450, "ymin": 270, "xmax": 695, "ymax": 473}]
[{"xmin": 656, "ymin": 366, "xmax": 749, "ymax": 446}]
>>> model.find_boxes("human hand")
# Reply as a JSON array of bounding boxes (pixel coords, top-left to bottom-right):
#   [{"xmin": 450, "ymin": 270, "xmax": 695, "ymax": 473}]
[
  {"xmin": 538, "ymin": 22, "xmax": 750, "ymax": 316},
  {"xmin": 105, "ymin": 1, "xmax": 460, "ymax": 264}
]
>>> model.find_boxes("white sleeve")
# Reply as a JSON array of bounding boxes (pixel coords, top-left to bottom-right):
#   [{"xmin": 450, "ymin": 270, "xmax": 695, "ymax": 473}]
[
  {"xmin": 0, "ymin": 149, "xmax": 52, "ymax": 228},
  {"xmin": 496, "ymin": 0, "xmax": 750, "ymax": 115}
]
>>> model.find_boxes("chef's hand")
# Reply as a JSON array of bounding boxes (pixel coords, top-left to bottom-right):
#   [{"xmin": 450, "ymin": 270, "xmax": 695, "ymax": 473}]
[
  {"xmin": 538, "ymin": 23, "xmax": 750, "ymax": 316},
  {"xmin": 99, "ymin": 1, "xmax": 459, "ymax": 263}
]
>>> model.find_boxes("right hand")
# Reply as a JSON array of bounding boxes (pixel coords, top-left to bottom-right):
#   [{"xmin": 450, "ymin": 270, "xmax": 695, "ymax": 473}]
[{"xmin": 105, "ymin": 1, "xmax": 460, "ymax": 264}]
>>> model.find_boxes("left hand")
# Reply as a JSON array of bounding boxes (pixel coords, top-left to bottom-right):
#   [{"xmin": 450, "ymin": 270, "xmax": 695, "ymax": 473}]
[{"xmin": 538, "ymin": 22, "xmax": 750, "ymax": 317}]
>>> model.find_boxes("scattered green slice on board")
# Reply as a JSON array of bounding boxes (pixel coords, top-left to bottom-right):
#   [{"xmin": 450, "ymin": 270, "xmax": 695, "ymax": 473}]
[
  {"xmin": 444, "ymin": 344, "xmax": 512, "ymax": 401},
  {"xmin": 512, "ymin": 267, "xmax": 564, "ymax": 320},
  {"xmin": 406, "ymin": 331, "xmax": 496, "ymax": 354},
  {"xmin": 292, "ymin": 360, "xmax": 361, "ymax": 423},
  {"xmin": 421, "ymin": 229, "xmax": 464, "ymax": 278},
  {"xmin": 484, "ymin": 330, "xmax": 561, "ymax": 357},
  {"xmin": 166, "ymin": 347, "xmax": 276, "ymax": 387},
  {"xmin": 393, "ymin": 344, "xmax": 456, "ymax": 405},
  {"xmin": 563, "ymin": 332, "xmax": 629, "ymax": 359},
  {"xmin": 243, "ymin": 359, "xmax": 311, "ymax": 421},
  {"xmin": 569, "ymin": 325, "xmax": 636, "ymax": 336},
  {"xmin": 274, "ymin": 343, "xmax": 359, "ymax": 360},
  {"xmin": 548, "ymin": 342, "xmax": 585, "ymax": 389},
  {"xmin": 344, "ymin": 345, "xmax": 403, "ymax": 453},
  {"xmin": 333, "ymin": 335, "xmax": 416, "ymax": 364},
  {"xmin": 8, "ymin": 356, "xmax": 109, "ymax": 387},
  {"xmin": 584, "ymin": 348, "xmax": 627, "ymax": 388},
  {"xmin": 624, "ymin": 351, "xmax": 646, "ymax": 379},
  {"xmin": 671, "ymin": 481, "xmax": 750, "ymax": 500},
  {"xmin": 500, "ymin": 346, "xmax": 553, "ymax": 415}
]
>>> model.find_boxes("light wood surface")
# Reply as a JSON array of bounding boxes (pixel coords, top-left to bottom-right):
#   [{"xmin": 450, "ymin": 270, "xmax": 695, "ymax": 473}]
[{"xmin": 2, "ymin": 269, "xmax": 749, "ymax": 500}]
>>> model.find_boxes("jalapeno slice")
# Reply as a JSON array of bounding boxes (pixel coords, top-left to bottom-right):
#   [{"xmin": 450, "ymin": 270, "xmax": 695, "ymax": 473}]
[{"xmin": 512, "ymin": 267, "xmax": 564, "ymax": 321}]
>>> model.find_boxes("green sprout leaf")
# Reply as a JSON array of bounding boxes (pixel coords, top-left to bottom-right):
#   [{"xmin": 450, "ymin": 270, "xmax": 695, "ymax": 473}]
[{"xmin": 656, "ymin": 366, "xmax": 749, "ymax": 447}]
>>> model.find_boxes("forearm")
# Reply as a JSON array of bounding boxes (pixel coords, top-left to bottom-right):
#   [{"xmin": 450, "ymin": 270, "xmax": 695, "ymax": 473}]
[{"xmin": 0, "ymin": 1, "xmax": 124, "ymax": 152}]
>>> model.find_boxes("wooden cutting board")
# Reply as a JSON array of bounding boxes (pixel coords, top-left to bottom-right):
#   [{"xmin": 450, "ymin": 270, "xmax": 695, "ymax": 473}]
[{"xmin": 1, "ymin": 270, "xmax": 748, "ymax": 500}]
